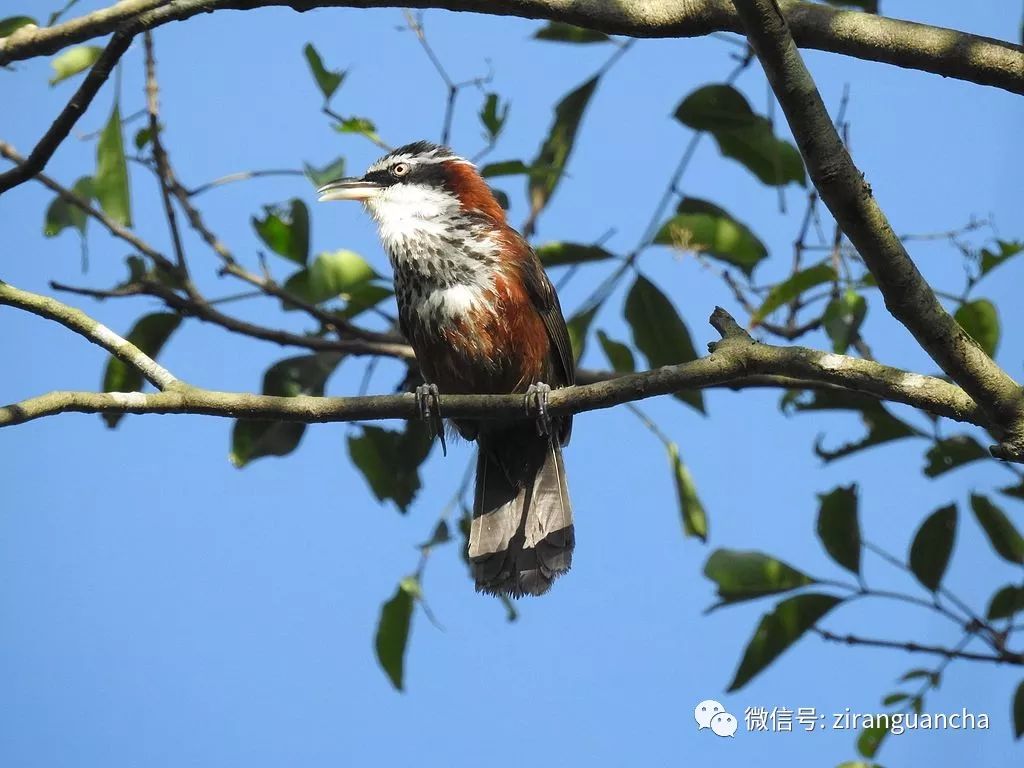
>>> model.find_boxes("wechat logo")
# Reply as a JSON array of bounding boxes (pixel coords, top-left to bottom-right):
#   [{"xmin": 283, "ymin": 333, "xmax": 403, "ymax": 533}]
[{"xmin": 695, "ymin": 699, "xmax": 738, "ymax": 738}]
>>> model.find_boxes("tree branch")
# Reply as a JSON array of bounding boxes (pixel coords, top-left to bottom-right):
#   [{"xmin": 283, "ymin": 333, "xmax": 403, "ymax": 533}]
[
  {"xmin": 0, "ymin": 32, "xmax": 132, "ymax": 195},
  {"xmin": 730, "ymin": 0, "xmax": 1024, "ymax": 462},
  {"xmin": 813, "ymin": 628, "xmax": 1024, "ymax": 665},
  {"xmin": 1, "ymin": 2, "xmax": 1021, "ymax": 93},
  {"xmin": 0, "ymin": 279, "xmax": 179, "ymax": 391},
  {"xmin": 0, "ymin": 283, "xmax": 994, "ymax": 441}
]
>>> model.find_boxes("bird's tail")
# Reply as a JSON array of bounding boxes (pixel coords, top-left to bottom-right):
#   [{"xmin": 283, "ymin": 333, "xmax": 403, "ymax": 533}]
[{"xmin": 468, "ymin": 430, "xmax": 574, "ymax": 597}]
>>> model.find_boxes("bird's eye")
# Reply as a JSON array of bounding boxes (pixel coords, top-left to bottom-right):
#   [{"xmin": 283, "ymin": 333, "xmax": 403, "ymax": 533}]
[{"xmin": 392, "ymin": 162, "xmax": 411, "ymax": 178}]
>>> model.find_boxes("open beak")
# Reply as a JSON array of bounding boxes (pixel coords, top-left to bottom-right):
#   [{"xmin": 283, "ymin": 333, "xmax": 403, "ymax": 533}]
[{"xmin": 317, "ymin": 177, "xmax": 382, "ymax": 202}]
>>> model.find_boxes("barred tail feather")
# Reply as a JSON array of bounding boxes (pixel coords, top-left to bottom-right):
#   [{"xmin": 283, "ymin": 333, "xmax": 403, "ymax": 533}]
[{"xmin": 469, "ymin": 435, "xmax": 574, "ymax": 597}]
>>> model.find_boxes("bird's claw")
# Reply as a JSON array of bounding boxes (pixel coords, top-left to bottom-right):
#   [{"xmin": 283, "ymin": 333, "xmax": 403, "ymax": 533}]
[
  {"xmin": 525, "ymin": 382, "xmax": 553, "ymax": 438},
  {"xmin": 415, "ymin": 383, "xmax": 447, "ymax": 456}
]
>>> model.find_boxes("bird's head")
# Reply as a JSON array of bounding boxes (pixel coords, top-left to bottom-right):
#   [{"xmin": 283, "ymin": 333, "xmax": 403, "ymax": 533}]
[{"xmin": 317, "ymin": 141, "xmax": 505, "ymax": 228}]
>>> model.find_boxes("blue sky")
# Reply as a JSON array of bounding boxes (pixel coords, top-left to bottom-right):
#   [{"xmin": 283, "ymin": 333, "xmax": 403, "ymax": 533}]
[{"xmin": 1, "ymin": 1, "xmax": 1022, "ymax": 765}]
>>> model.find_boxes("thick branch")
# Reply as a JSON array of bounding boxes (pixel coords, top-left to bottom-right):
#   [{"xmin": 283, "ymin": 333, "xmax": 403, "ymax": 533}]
[
  {"xmin": 0, "ymin": 32, "xmax": 132, "ymax": 194},
  {"xmin": 0, "ymin": 279, "xmax": 179, "ymax": 391},
  {"xmin": 1, "ymin": 2, "xmax": 1021, "ymax": 94},
  {"xmin": 730, "ymin": 0, "xmax": 1024, "ymax": 461},
  {"xmin": 0, "ymin": 281, "xmax": 990, "ymax": 438}
]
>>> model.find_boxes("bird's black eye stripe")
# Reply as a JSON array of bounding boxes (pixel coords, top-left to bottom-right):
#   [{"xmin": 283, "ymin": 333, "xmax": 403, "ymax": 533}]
[{"xmin": 362, "ymin": 169, "xmax": 393, "ymax": 186}]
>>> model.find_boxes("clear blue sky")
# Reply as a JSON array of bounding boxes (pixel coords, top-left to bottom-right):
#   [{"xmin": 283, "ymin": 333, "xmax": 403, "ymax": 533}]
[{"xmin": 1, "ymin": 1, "xmax": 1022, "ymax": 765}]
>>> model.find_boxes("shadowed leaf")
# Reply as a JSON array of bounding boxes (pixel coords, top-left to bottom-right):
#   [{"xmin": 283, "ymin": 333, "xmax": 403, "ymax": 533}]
[
  {"xmin": 979, "ymin": 240, "xmax": 1023, "ymax": 277},
  {"xmin": 348, "ymin": 423, "xmax": 434, "ymax": 512},
  {"xmin": 924, "ymin": 436, "xmax": 987, "ymax": 477},
  {"xmin": 566, "ymin": 304, "xmax": 599, "ymax": 363},
  {"xmin": 655, "ymin": 197, "xmax": 768, "ymax": 276},
  {"xmin": 1000, "ymin": 482, "xmax": 1024, "ymax": 502},
  {"xmin": 971, "ymin": 493, "xmax": 1024, "ymax": 564},
  {"xmin": 230, "ymin": 353, "xmax": 343, "ymax": 467},
  {"xmin": 528, "ymin": 75, "xmax": 599, "ymax": 224},
  {"xmin": 375, "ymin": 577, "xmax": 418, "ymax": 691},
  {"xmin": 101, "ymin": 313, "xmax": 181, "ymax": 428},
  {"xmin": 668, "ymin": 442, "xmax": 707, "ymax": 541},
  {"xmin": 534, "ymin": 21, "xmax": 610, "ymax": 43},
  {"xmin": 753, "ymin": 262, "xmax": 835, "ymax": 323},
  {"xmin": 727, "ymin": 593, "xmax": 841, "ymax": 691},
  {"xmin": 597, "ymin": 330, "xmax": 636, "ymax": 373},
  {"xmin": 479, "ymin": 93, "xmax": 509, "ymax": 140},
  {"xmin": 303, "ymin": 43, "xmax": 345, "ymax": 102},
  {"xmin": 909, "ymin": 504, "xmax": 957, "ymax": 591},
  {"xmin": 816, "ymin": 485, "xmax": 861, "ymax": 575},
  {"xmin": 704, "ymin": 549, "xmax": 815, "ymax": 606},
  {"xmin": 0, "ymin": 16, "xmax": 36, "ymax": 37},
  {"xmin": 303, "ymin": 156, "xmax": 346, "ymax": 188},
  {"xmin": 481, "ymin": 160, "xmax": 531, "ymax": 178},
  {"xmin": 857, "ymin": 723, "xmax": 888, "ymax": 758},
  {"xmin": 49, "ymin": 45, "xmax": 102, "ymax": 85},
  {"xmin": 954, "ymin": 299, "xmax": 1000, "ymax": 357},
  {"xmin": 625, "ymin": 275, "xmax": 703, "ymax": 413},
  {"xmin": 252, "ymin": 199, "xmax": 309, "ymax": 265},
  {"xmin": 535, "ymin": 241, "xmax": 613, "ymax": 266},
  {"xmin": 94, "ymin": 103, "xmax": 132, "ymax": 227},
  {"xmin": 44, "ymin": 176, "xmax": 93, "ymax": 237},
  {"xmin": 781, "ymin": 388, "xmax": 917, "ymax": 461},
  {"xmin": 675, "ymin": 84, "xmax": 805, "ymax": 186},
  {"xmin": 986, "ymin": 585, "xmax": 1024, "ymax": 621},
  {"xmin": 823, "ymin": 289, "xmax": 867, "ymax": 353}
]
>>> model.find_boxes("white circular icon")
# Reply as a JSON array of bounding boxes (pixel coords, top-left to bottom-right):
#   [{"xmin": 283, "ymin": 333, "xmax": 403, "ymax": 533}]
[
  {"xmin": 694, "ymin": 699, "xmax": 724, "ymax": 730},
  {"xmin": 710, "ymin": 712, "xmax": 738, "ymax": 738}
]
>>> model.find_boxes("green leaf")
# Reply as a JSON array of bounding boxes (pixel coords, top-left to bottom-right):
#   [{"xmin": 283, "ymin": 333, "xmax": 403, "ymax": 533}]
[
  {"xmin": 44, "ymin": 176, "xmax": 93, "ymax": 237},
  {"xmin": 727, "ymin": 593, "xmax": 841, "ymax": 691},
  {"xmin": 986, "ymin": 585, "xmax": 1024, "ymax": 621},
  {"xmin": 419, "ymin": 520, "xmax": 451, "ymax": 550},
  {"xmin": 881, "ymin": 693, "xmax": 909, "ymax": 707},
  {"xmin": 971, "ymin": 493, "xmax": 1024, "ymax": 564},
  {"xmin": 133, "ymin": 126, "xmax": 152, "ymax": 151},
  {"xmin": 303, "ymin": 43, "xmax": 345, "ymax": 102},
  {"xmin": 48, "ymin": 45, "xmax": 102, "ymax": 85},
  {"xmin": 566, "ymin": 304, "xmax": 598, "ymax": 364},
  {"xmin": 816, "ymin": 485, "xmax": 861, "ymax": 575},
  {"xmin": 348, "ymin": 423, "xmax": 434, "ymax": 513},
  {"xmin": 857, "ymin": 724, "xmax": 888, "ymax": 759},
  {"xmin": 782, "ymin": 388, "xmax": 917, "ymax": 461},
  {"xmin": 979, "ymin": 239, "xmax": 1023, "ymax": 277},
  {"xmin": 252, "ymin": 199, "xmax": 309, "ymax": 265},
  {"xmin": 900, "ymin": 668, "xmax": 939, "ymax": 685},
  {"xmin": 333, "ymin": 116, "xmax": 383, "ymax": 146},
  {"xmin": 954, "ymin": 299, "xmax": 999, "ymax": 357},
  {"xmin": 823, "ymin": 289, "xmax": 867, "ymax": 353},
  {"xmin": 624, "ymin": 275, "xmax": 704, "ymax": 414},
  {"xmin": 303, "ymin": 156, "xmax": 346, "ymax": 188},
  {"xmin": 674, "ymin": 84, "xmax": 805, "ymax": 186},
  {"xmin": 597, "ymin": 330, "xmax": 636, "ymax": 373},
  {"xmin": 229, "ymin": 353, "xmax": 343, "ymax": 467},
  {"xmin": 1014, "ymin": 679, "xmax": 1024, "ymax": 739},
  {"xmin": 909, "ymin": 504, "xmax": 957, "ymax": 592},
  {"xmin": 704, "ymin": 549, "xmax": 815, "ymax": 606},
  {"xmin": 336, "ymin": 282, "xmax": 393, "ymax": 320},
  {"xmin": 101, "ymin": 313, "xmax": 181, "ymax": 428},
  {"xmin": 535, "ymin": 241, "xmax": 614, "ymax": 267},
  {"xmin": 924, "ymin": 436, "xmax": 988, "ymax": 477},
  {"xmin": 0, "ymin": 16, "xmax": 36, "ymax": 37},
  {"xmin": 528, "ymin": 75, "xmax": 599, "ymax": 223},
  {"xmin": 281, "ymin": 249, "xmax": 376, "ymax": 308},
  {"xmin": 533, "ymin": 21, "xmax": 611, "ymax": 43},
  {"xmin": 479, "ymin": 93, "xmax": 509, "ymax": 140},
  {"xmin": 375, "ymin": 578, "xmax": 417, "ymax": 691},
  {"xmin": 654, "ymin": 197, "xmax": 768, "ymax": 276},
  {"xmin": 94, "ymin": 103, "xmax": 132, "ymax": 227},
  {"xmin": 752, "ymin": 262, "xmax": 836, "ymax": 323},
  {"xmin": 480, "ymin": 160, "xmax": 531, "ymax": 178},
  {"xmin": 1000, "ymin": 481, "xmax": 1024, "ymax": 502},
  {"xmin": 668, "ymin": 442, "xmax": 707, "ymax": 541}
]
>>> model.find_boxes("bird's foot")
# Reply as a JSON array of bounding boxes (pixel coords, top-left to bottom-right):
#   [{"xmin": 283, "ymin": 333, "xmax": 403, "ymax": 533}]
[
  {"xmin": 525, "ymin": 382, "xmax": 553, "ymax": 438},
  {"xmin": 415, "ymin": 383, "xmax": 447, "ymax": 456}
]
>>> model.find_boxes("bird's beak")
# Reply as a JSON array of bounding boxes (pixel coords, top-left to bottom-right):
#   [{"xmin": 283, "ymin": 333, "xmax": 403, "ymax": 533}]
[{"xmin": 317, "ymin": 177, "xmax": 382, "ymax": 202}]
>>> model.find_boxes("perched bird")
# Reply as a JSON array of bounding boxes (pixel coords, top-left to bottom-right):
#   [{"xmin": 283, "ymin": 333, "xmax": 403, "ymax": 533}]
[{"xmin": 318, "ymin": 141, "xmax": 574, "ymax": 597}]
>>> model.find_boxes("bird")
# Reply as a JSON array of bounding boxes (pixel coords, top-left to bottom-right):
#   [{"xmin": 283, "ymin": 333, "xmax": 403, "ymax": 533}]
[{"xmin": 318, "ymin": 141, "xmax": 574, "ymax": 597}]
